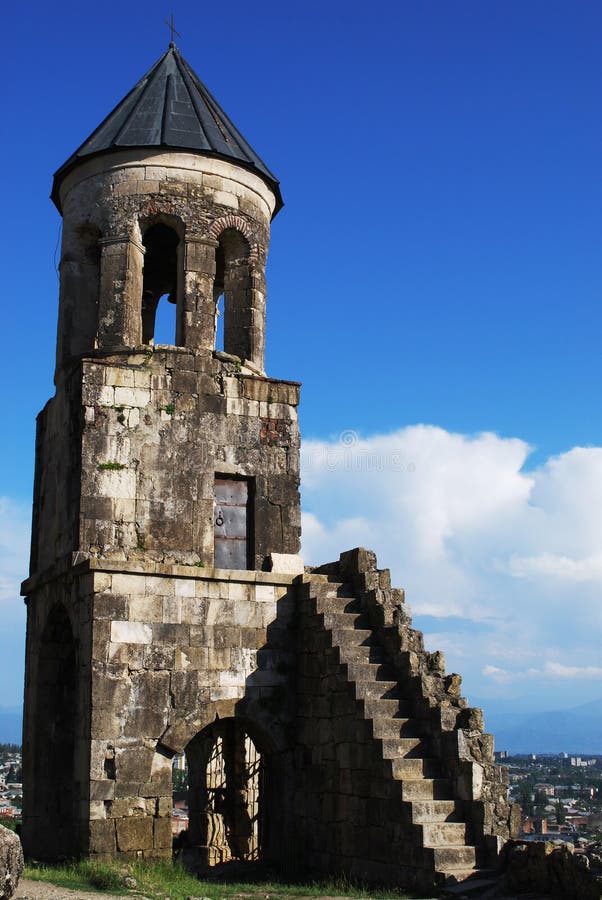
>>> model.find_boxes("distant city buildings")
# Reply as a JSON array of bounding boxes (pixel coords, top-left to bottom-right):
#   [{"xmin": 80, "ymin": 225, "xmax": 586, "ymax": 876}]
[
  {"xmin": 503, "ymin": 752, "xmax": 601, "ymax": 841},
  {"xmin": 0, "ymin": 749, "xmax": 22, "ymax": 821}
]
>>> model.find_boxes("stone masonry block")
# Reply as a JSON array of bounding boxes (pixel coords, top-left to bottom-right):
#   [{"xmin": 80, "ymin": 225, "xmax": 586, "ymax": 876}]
[
  {"xmin": 115, "ymin": 745, "xmax": 154, "ymax": 783},
  {"xmin": 93, "ymin": 572, "xmax": 112, "ymax": 592},
  {"xmin": 131, "ymin": 671, "xmax": 170, "ymax": 710},
  {"xmin": 128, "ymin": 594, "xmax": 163, "ymax": 622},
  {"xmin": 94, "ymin": 593, "xmax": 127, "ymax": 620},
  {"xmin": 111, "ymin": 573, "xmax": 144, "ymax": 595},
  {"xmin": 111, "ymin": 621, "xmax": 152, "ymax": 644},
  {"xmin": 170, "ymin": 671, "xmax": 199, "ymax": 708},
  {"xmin": 90, "ymin": 780, "xmax": 116, "ymax": 801},
  {"xmin": 153, "ymin": 817, "xmax": 173, "ymax": 849},
  {"xmin": 89, "ymin": 800, "xmax": 107, "ymax": 820},
  {"xmin": 114, "ymin": 386, "xmax": 151, "ymax": 407},
  {"xmin": 91, "ymin": 705, "xmax": 123, "ymax": 740},
  {"xmin": 116, "ymin": 817, "xmax": 153, "ymax": 852},
  {"xmin": 92, "ymin": 673, "xmax": 131, "ymax": 709},
  {"xmin": 89, "ymin": 819, "xmax": 116, "ymax": 854},
  {"xmin": 175, "ymin": 578, "xmax": 196, "ymax": 597}
]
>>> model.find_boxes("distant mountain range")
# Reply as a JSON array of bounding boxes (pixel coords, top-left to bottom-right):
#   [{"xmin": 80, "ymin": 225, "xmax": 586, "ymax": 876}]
[
  {"xmin": 481, "ymin": 697, "xmax": 602, "ymax": 755},
  {"xmin": 1, "ymin": 698, "xmax": 600, "ymax": 754}
]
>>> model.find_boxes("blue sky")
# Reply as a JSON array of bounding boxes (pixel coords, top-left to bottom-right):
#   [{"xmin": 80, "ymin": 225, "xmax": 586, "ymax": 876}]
[{"xmin": 1, "ymin": 1, "xmax": 601, "ymax": 723}]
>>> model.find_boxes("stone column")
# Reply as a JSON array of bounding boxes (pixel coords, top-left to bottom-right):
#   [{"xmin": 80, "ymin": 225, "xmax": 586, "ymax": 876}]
[
  {"xmin": 248, "ymin": 265, "xmax": 266, "ymax": 373},
  {"xmin": 56, "ymin": 241, "xmax": 101, "ymax": 370},
  {"xmin": 182, "ymin": 236, "xmax": 218, "ymax": 351},
  {"xmin": 98, "ymin": 237, "xmax": 145, "ymax": 349}
]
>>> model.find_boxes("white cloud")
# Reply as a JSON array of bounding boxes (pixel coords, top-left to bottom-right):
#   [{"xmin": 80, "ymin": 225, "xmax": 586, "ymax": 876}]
[
  {"xmin": 301, "ymin": 426, "xmax": 602, "ymax": 709},
  {"xmin": 0, "ymin": 497, "xmax": 30, "ymax": 706},
  {"xmin": 0, "ymin": 497, "xmax": 30, "ymax": 606},
  {"xmin": 483, "ymin": 662, "xmax": 602, "ymax": 683},
  {"xmin": 505, "ymin": 551, "xmax": 602, "ymax": 582}
]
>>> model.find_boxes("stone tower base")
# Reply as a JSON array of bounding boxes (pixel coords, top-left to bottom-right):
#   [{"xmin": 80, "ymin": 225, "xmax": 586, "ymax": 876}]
[{"xmin": 22, "ymin": 549, "xmax": 516, "ymax": 891}]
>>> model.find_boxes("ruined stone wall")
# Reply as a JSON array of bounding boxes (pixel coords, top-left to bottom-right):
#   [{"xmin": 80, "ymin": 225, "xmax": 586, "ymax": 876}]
[
  {"xmin": 504, "ymin": 839, "xmax": 602, "ymax": 900},
  {"xmin": 315, "ymin": 549, "xmax": 516, "ymax": 863},
  {"xmin": 22, "ymin": 560, "xmax": 298, "ymax": 861},
  {"xmin": 30, "ymin": 351, "xmax": 300, "ymax": 575},
  {"xmin": 336, "ymin": 549, "xmax": 515, "ymax": 859},
  {"xmin": 294, "ymin": 580, "xmax": 423, "ymax": 887}
]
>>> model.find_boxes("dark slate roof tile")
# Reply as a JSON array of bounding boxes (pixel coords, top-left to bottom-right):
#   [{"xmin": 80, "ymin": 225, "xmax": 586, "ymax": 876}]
[{"xmin": 52, "ymin": 45, "xmax": 282, "ymax": 214}]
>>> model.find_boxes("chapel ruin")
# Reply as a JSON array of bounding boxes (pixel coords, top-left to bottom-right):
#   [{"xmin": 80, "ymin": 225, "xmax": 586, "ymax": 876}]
[{"xmin": 21, "ymin": 42, "xmax": 516, "ymax": 892}]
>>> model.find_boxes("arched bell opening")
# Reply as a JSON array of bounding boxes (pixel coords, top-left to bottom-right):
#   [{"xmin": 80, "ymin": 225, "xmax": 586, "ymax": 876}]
[
  {"xmin": 141, "ymin": 223, "xmax": 182, "ymax": 345},
  {"xmin": 181, "ymin": 718, "xmax": 267, "ymax": 869},
  {"xmin": 32, "ymin": 603, "xmax": 78, "ymax": 858},
  {"xmin": 214, "ymin": 229, "xmax": 252, "ymax": 359}
]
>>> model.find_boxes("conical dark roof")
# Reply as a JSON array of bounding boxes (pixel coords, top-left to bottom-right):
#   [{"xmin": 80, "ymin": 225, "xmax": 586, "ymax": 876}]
[{"xmin": 52, "ymin": 45, "xmax": 282, "ymax": 213}]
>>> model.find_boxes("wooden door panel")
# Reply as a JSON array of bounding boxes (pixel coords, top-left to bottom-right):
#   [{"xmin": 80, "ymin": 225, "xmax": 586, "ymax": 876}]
[{"xmin": 214, "ymin": 478, "xmax": 250, "ymax": 570}]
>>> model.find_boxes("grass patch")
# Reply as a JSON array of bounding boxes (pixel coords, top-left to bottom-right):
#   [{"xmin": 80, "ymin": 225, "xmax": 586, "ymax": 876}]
[
  {"xmin": 24, "ymin": 860, "xmax": 124, "ymax": 893},
  {"xmin": 23, "ymin": 859, "xmax": 418, "ymax": 899},
  {"xmin": 98, "ymin": 461, "xmax": 127, "ymax": 471}
]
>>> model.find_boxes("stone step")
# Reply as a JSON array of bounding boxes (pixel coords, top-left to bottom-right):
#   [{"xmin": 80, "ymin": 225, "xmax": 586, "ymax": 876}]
[
  {"xmin": 321, "ymin": 595, "xmax": 363, "ymax": 613},
  {"xmin": 324, "ymin": 610, "xmax": 373, "ymax": 631},
  {"xmin": 400, "ymin": 778, "xmax": 453, "ymax": 801},
  {"xmin": 390, "ymin": 757, "xmax": 442, "ymax": 780},
  {"xmin": 342, "ymin": 643, "xmax": 386, "ymax": 665},
  {"xmin": 440, "ymin": 874, "xmax": 499, "ymax": 895},
  {"xmin": 345, "ymin": 659, "xmax": 399, "ymax": 683},
  {"xmin": 319, "ymin": 590, "xmax": 361, "ymax": 605},
  {"xmin": 354, "ymin": 678, "xmax": 400, "ymax": 700},
  {"xmin": 313, "ymin": 581, "xmax": 483, "ymax": 888},
  {"xmin": 431, "ymin": 845, "xmax": 477, "ymax": 871},
  {"xmin": 320, "ymin": 581, "xmax": 355, "ymax": 597},
  {"xmin": 362, "ymin": 697, "xmax": 412, "ymax": 719},
  {"xmin": 380, "ymin": 736, "xmax": 428, "ymax": 758},
  {"xmin": 411, "ymin": 800, "xmax": 460, "ymax": 823},
  {"xmin": 328, "ymin": 625, "xmax": 376, "ymax": 647},
  {"xmin": 420, "ymin": 822, "xmax": 469, "ymax": 847},
  {"xmin": 371, "ymin": 716, "xmax": 423, "ymax": 739}
]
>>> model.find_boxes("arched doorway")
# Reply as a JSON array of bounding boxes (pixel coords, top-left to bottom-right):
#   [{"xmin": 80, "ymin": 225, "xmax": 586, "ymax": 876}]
[
  {"xmin": 32, "ymin": 604, "xmax": 78, "ymax": 857},
  {"xmin": 184, "ymin": 718, "xmax": 265, "ymax": 866}
]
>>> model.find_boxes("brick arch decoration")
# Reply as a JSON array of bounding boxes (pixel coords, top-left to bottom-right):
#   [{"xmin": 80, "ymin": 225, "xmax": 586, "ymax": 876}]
[
  {"xmin": 137, "ymin": 209, "xmax": 187, "ymax": 242},
  {"xmin": 209, "ymin": 215, "xmax": 259, "ymax": 261}
]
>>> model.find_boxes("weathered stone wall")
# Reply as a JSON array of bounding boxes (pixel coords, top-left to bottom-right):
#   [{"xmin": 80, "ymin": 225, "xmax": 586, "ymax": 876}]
[
  {"xmin": 504, "ymin": 839, "xmax": 602, "ymax": 900},
  {"xmin": 294, "ymin": 579, "xmax": 427, "ymax": 888},
  {"xmin": 29, "ymin": 369, "xmax": 82, "ymax": 574},
  {"xmin": 55, "ymin": 151, "xmax": 276, "ymax": 373},
  {"xmin": 32, "ymin": 351, "xmax": 300, "ymax": 574},
  {"xmin": 22, "ymin": 560, "xmax": 297, "ymax": 861},
  {"xmin": 292, "ymin": 550, "xmax": 517, "ymax": 889},
  {"xmin": 332, "ymin": 548, "xmax": 516, "ymax": 860},
  {"xmin": 21, "ymin": 569, "xmax": 94, "ymax": 859}
]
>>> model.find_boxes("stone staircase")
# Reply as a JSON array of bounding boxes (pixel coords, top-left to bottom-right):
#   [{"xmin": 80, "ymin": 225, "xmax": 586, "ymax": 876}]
[{"xmin": 295, "ymin": 567, "xmax": 508, "ymax": 892}]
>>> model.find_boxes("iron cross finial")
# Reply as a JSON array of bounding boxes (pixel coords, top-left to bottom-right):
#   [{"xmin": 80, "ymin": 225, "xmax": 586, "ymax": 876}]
[{"xmin": 164, "ymin": 14, "xmax": 181, "ymax": 46}]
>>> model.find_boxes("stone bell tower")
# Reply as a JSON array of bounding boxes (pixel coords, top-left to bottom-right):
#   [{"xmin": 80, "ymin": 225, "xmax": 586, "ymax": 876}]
[
  {"xmin": 22, "ymin": 43, "xmax": 301, "ymax": 861},
  {"xmin": 22, "ymin": 39, "xmax": 514, "ymax": 891}
]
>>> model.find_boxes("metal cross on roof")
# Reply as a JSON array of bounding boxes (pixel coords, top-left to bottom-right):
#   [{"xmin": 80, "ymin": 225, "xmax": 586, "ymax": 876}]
[{"xmin": 164, "ymin": 14, "xmax": 181, "ymax": 45}]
